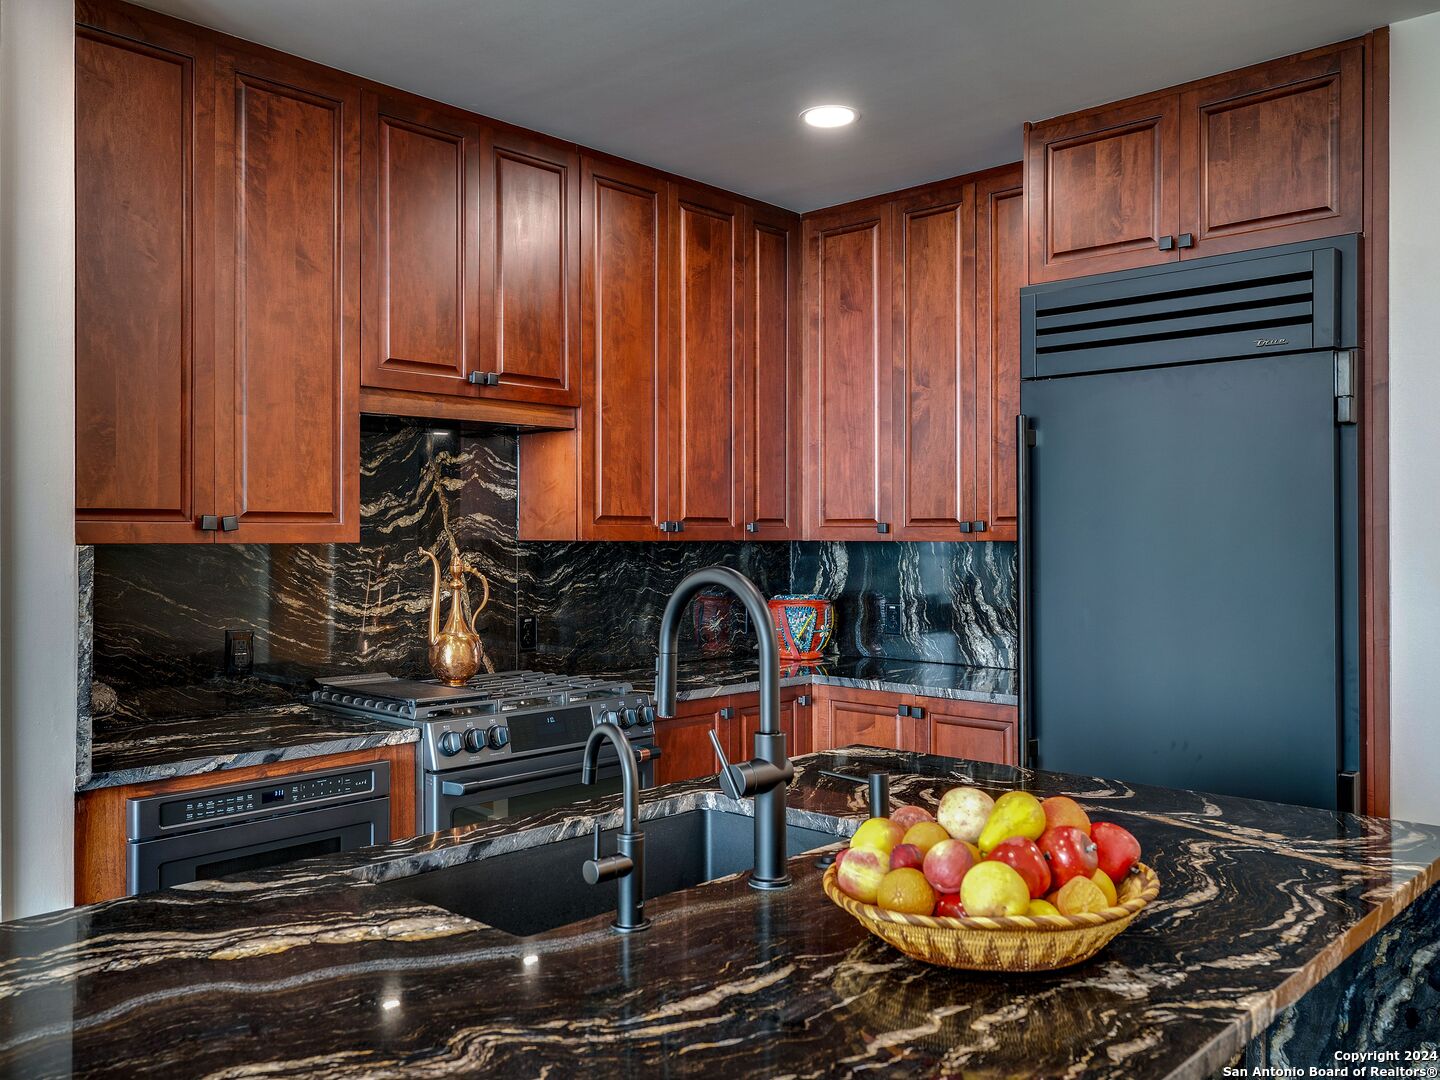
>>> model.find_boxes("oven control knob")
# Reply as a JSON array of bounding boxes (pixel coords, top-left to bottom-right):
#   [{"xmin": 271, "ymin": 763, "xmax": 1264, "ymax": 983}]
[
  {"xmin": 601, "ymin": 709, "xmax": 621, "ymax": 726},
  {"xmin": 619, "ymin": 707, "xmax": 638, "ymax": 729},
  {"xmin": 487, "ymin": 725, "xmax": 510, "ymax": 750},
  {"xmin": 437, "ymin": 731, "xmax": 464, "ymax": 757},
  {"xmin": 463, "ymin": 727, "xmax": 486, "ymax": 754},
  {"xmin": 639, "ymin": 705, "xmax": 656, "ymax": 725}
]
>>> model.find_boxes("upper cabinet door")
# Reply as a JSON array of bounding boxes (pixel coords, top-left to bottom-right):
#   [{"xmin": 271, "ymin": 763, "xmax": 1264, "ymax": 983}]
[
  {"xmin": 742, "ymin": 204, "xmax": 801, "ymax": 540},
  {"xmin": 974, "ymin": 166, "xmax": 1025, "ymax": 542},
  {"xmin": 665, "ymin": 183, "xmax": 744, "ymax": 539},
  {"xmin": 1179, "ymin": 44, "xmax": 1363, "ymax": 258},
  {"xmin": 214, "ymin": 48, "xmax": 360, "ymax": 542},
  {"xmin": 482, "ymin": 129, "xmax": 581, "ymax": 404},
  {"xmin": 581, "ymin": 157, "xmax": 668, "ymax": 539},
  {"xmin": 75, "ymin": 10, "xmax": 216, "ymax": 543},
  {"xmin": 361, "ymin": 92, "xmax": 482, "ymax": 396},
  {"xmin": 1026, "ymin": 95, "xmax": 1181, "ymax": 283},
  {"xmin": 893, "ymin": 181, "xmax": 976, "ymax": 539},
  {"xmin": 804, "ymin": 204, "xmax": 894, "ymax": 540}
]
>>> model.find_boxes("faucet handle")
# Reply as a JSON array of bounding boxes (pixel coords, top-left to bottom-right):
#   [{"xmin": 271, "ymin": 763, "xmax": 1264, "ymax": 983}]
[
  {"xmin": 582, "ymin": 816, "xmax": 634, "ymax": 885},
  {"xmin": 707, "ymin": 729, "xmax": 745, "ymax": 801}
]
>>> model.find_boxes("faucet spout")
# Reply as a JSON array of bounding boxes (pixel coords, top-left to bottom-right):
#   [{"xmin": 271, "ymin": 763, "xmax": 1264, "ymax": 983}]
[
  {"xmin": 580, "ymin": 722, "xmax": 648, "ymax": 933},
  {"xmin": 657, "ymin": 567, "xmax": 794, "ymax": 889}
]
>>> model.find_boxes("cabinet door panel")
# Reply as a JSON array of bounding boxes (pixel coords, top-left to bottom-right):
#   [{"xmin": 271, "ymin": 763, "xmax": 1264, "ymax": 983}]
[
  {"xmin": 735, "ymin": 688, "xmax": 811, "ymax": 760},
  {"xmin": 1181, "ymin": 45, "xmax": 1363, "ymax": 256},
  {"xmin": 974, "ymin": 168, "xmax": 1024, "ymax": 541},
  {"xmin": 361, "ymin": 94, "xmax": 480, "ymax": 395},
  {"xmin": 655, "ymin": 697, "xmax": 725, "ymax": 785},
  {"xmin": 817, "ymin": 690, "xmax": 927, "ymax": 753},
  {"xmin": 895, "ymin": 183, "xmax": 974, "ymax": 538},
  {"xmin": 667, "ymin": 185, "xmax": 742, "ymax": 537},
  {"xmin": 1027, "ymin": 96, "xmax": 1180, "ymax": 282},
  {"xmin": 743, "ymin": 207, "xmax": 801, "ymax": 538},
  {"xmin": 582, "ymin": 158, "xmax": 666, "ymax": 538},
  {"xmin": 75, "ymin": 18, "xmax": 214, "ymax": 542},
  {"xmin": 928, "ymin": 700, "xmax": 1018, "ymax": 766},
  {"xmin": 486, "ymin": 131, "xmax": 580, "ymax": 403},
  {"xmin": 805, "ymin": 208, "xmax": 893, "ymax": 538},
  {"xmin": 216, "ymin": 51, "xmax": 360, "ymax": 541}
]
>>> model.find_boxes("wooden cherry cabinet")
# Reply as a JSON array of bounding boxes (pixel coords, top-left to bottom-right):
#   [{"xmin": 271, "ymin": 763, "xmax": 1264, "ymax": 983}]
[
  {"xmin": 75, "ymin": 8, "xmax": 215, "ymax": 544},
  {"xmin": 813, "ymin": 686, "xmax": 930, "ymax": 754},
  {"xmin": 732, "ymin": 687, "xmax": 814, "ymax": 759},
  {"xmin": 973, "ymin": 169, "xmax": 1025, "ymax": 541},
  {"xmin": 803, "ymin": 164, "xmax": 1021, "ymax": 544},
  {"xmin": 76, "ymin": 4, "xmax": 362, "ymax": 544},
  {"xmin": 665, "ymin": 182, "xmax": 745, "ymax": 538},
  {"xmin": 803, "ymin": 202, "xmax": 895, "ymax": 539},
  {"xmin": 519, "ymin": 161, "xmax": 800, "ymax": 542},
  {"xmin": 928, "ymin": 699, "xmax": 1018, "ymax": 766},
  {"xmin": 361, "ymin": 92, "xmax": 481, "ymax": 396},
  {"xmin": 1026, "ymin": 38, "xmax": 1368, "ymax": 283},
  {"xmin": 742, "ymin": 205, "xmax": 802, "ymax": 539},
  {"xmin": 654, "ymin": 695, "xmax": 727, "ymax": 785}
]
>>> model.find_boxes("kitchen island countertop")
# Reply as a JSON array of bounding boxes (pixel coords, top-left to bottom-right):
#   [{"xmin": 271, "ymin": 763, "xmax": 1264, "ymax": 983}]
[{"xmin": 19, "ymin": 747, "xmax": 1440, "ymax": 1077}]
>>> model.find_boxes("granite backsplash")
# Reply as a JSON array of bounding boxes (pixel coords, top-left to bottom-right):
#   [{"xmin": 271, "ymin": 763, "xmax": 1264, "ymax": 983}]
[{"xmin": 84, "ymin": 422, "xmax": 1018, "ymax": 715}]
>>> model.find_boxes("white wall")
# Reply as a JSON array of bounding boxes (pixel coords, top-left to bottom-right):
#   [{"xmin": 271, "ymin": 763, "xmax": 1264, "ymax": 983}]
[
  {"xmin": 0, "ymin": 0, "xmax": 77, "ymax": 916},
  {"xmin": 1390, "ymin": 12, "xmax": 1440, "ymax": 826}
]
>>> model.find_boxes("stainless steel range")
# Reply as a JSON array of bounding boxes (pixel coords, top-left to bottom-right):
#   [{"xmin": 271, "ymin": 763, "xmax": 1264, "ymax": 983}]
[{"xmin": 312, "ymin": 671, "xmax": 658, "ymax": 834}]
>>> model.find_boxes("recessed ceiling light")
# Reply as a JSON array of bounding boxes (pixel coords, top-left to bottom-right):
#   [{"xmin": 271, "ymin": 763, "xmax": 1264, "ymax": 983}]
[{"xmin": 801, "ymin": 105, "xmax": 857, "ymax": 129}]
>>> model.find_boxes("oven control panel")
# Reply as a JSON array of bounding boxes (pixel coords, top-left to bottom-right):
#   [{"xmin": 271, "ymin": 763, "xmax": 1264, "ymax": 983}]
[{"xmin": 424, "ymin": 694, "xmax": 654, "ymax": 771}]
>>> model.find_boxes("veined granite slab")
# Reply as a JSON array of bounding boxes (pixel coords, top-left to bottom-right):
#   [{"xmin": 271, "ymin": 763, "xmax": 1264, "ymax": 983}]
[{"xmin": 17, "ymin": 747, "xmax": 1440, "ymax": 1077}]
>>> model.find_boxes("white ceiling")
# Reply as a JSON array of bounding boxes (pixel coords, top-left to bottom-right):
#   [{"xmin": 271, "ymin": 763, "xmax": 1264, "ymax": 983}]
[{"xmin": 139, "ymin": 0, "xmax": 1439, "ymax": 211}]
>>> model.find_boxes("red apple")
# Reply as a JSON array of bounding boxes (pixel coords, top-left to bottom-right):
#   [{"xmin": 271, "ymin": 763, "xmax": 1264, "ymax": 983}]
[
  {"xmin": 889, "ymin": 843, "xmax": 924, "ymax": 871},
  {"xmin": 986, "ymin": 837, "xmax": 1052, "ymax": 899},
  {"xmin": 890, "ymin": 804, "xmax": 936, "ymax": 831},
  {"xmin": 1091, "ymin": 822, "xmax": 1141, "ymax": 881},
  {"xmin": 934, "ymin": 893, "xmax": 966, "ymax": 919},
  {"xmin": 833, "ymin": 847, "xmax": 848, "ymax": 872},
  {"xmin": 1038, "ymin": 825, "xmax": 1098, "ymax": 889},
  {"xmin": 921, "ymin": 838, "xmax": 976, "ymax": 894}
]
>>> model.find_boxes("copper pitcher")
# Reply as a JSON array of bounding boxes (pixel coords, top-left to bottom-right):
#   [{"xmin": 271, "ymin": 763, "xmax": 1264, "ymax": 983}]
[{"xmin": 421, "ymin": 548, "xmax": 489, "ymax": 686}]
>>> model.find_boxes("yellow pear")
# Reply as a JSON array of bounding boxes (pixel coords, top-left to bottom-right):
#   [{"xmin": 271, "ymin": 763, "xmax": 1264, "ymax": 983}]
[{"xmin": 976, "ymin": 790, "xmax": 1047, "ymax": 854}]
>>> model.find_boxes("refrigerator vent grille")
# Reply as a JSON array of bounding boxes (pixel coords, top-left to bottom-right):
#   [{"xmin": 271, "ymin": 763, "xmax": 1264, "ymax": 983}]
[{"xmin": 1023, "ymin": 247, "xmax": 1339, "ymax": 378}]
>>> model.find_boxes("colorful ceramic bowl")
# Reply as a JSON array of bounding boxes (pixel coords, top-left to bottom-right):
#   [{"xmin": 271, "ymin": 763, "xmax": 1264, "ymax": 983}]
[{"xmin": 768, "ymin": 594, "xmax": 834, "ymax": 660}]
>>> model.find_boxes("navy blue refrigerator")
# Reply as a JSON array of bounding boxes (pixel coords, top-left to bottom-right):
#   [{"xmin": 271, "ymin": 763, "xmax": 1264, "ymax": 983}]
[{"xmin": 1017, "ymin": 237, "xmax": 1360, "ymax": 811}]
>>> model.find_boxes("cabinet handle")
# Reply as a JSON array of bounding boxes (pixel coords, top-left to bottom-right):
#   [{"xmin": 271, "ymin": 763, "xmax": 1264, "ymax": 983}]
[
  {"xmin": 959, "ymin": 521, "xmax": 972, "ymax": 533},
  {"xmin": 467, "ymin": 371, "xmax": 500, "ymax": 386},
  {"xmin": 972, "ymin": 520, "xmax": 987, "ymax": 533},
  {"xmin": 796, "ymin": 695, "xmax": 812, "ymax": 707},
  {"xmin": 897, "ymin": 705, "xmax": 911, "ymax": 718},
  {"xmin": 221, "ymin": 516, "xmax": 239, "ymax": 532},
  {"xmin": 745, "ymin": 522, "xmax": 759, "ymax": 534},
  {"xmin": 659, "ymin": 520, "xmax": 685, "ymax": 534},
  {"xmin": 1158, "ymin": 235, "xmax": 1175, "ymax": 251},
  {"xmin": 1177, "ymin": 233, "xmax": 1194, "ymax": 250},
  {"xmin": 199, "ymin": 515, "xmax": 219, "ymax": 531},
  {"xmin": 719, "ymin": 707, "xmax": 735, "ymax": 720},
  {"xmin": 911, "ymin": 705, "xmax": 925, "ymax": 720},
  {"xmin": 876, "ymin": 523, "xmax": 890, "ymax": 535}
]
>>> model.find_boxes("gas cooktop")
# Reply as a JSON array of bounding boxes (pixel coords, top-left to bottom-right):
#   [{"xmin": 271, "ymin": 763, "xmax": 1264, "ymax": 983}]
[{"xmin": 311, "ymin": 671, "xmax": 633, "ymax": 723}]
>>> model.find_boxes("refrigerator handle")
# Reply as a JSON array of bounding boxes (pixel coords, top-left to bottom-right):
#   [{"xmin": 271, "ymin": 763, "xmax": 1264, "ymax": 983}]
[{"xmin": 1016, "ymin": 413, "xmax": 1036, "ymax": 770}]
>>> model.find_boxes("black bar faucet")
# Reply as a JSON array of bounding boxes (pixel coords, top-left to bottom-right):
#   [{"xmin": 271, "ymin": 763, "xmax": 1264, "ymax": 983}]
[
  {"xmin": 580, "ymin": 722, "xmax": 649, "ymax": 933},
  {"xmin": 657, "ymin": 567, "xmax": 795, "ymax": 890}
]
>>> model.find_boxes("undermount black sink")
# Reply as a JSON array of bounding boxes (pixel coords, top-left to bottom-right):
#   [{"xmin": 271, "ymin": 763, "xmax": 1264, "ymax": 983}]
[{"xmin": 374, "ymin": 807, "xmax": 843, "ymax": 938}]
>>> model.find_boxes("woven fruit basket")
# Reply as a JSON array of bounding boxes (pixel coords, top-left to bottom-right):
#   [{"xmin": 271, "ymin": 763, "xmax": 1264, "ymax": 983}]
[{"xmin": 822, "ymin": 862, "xmax": 1160, "ymax": 972}]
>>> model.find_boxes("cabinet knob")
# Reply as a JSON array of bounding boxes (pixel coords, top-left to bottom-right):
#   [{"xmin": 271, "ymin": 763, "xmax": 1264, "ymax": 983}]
[
  {"xmin": 959, "ymin": 521, "xmax": 972, "ymax": 533},
  {"xmin": 1157, "ymin": 235, "xmax": 1176, "ymax": 251},
  {"xmin": 972, "ymin": 520, "xmax": 987, "ymax": 533},
  {"xmin": 221, "ymin": 515, "xmax": 239, "ymax": 532},
  {"xmin": 1177, "ymin": 233, "xmax": 1195, "ymax": 249},
  {"xmin": 876, "ymin": 523, "xmax": 890, "ymax": 535},
  {"xmin": 467, "ymin": 371, "xmax": 500, "ymax": 386},
  {"xmin": 719, "ymin": 707, "xmax": 735, "ymax": 721},
  {"xmin": 199, "ymin": 515, "xmax": 219, "ymax": 531},
  {"xmin": 745, "ymin": 522, "xmax": 759, "ymax": 534},
  {"xmin": 796, "ymin": 695, "xmax": 812, "ymax": 707}
]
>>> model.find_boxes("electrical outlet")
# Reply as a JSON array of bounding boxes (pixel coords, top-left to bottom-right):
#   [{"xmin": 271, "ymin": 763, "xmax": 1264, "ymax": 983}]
[
  {"xmin": 519, "ymin": 616, "xmax": 538, "ymax": 652},
  {"xmin": 879, "ymin": 600, "xmax": 901, "ymax": 636},
  {"xmin": 224, "ymin": 629, "xmax": 254, "ymax": 676}
]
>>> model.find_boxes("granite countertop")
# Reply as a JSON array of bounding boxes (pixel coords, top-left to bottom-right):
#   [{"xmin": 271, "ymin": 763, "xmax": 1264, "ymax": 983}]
[
  {"xmin": 80, "ymin": 702, "xmax": 419, "ymax": 792},
  {"xmin": 19, "ymin": 748, "xmax": 1440, "ymax": 1077},
  {"xmin": 555, "ymin": 653, "xmax": 1018, "ymax": 706},
  {"xmin": 78, "ymin": 657, "xmax": 1013, "ymax": 791}
]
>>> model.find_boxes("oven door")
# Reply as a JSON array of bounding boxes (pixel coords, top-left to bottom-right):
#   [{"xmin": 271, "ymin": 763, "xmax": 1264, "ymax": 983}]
[
  {"xmin": 426, "ymin": 746, "xmax": 657, "ymax": 833},
  {"xmin": 127, "ymin": 799, "xmax": 390, "ymax": 895}
]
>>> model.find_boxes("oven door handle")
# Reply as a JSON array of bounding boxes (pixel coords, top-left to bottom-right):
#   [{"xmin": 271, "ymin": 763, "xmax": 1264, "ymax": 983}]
[{"xmin": 439, "ymin": 746, "xmax": 659, "ymax": 798}]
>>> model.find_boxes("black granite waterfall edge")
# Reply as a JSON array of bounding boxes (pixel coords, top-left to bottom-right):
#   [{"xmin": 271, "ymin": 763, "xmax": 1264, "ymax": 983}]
[{"xmin": 13, "ymin": 748, "xmax": 1440, "ymax": 1078}]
